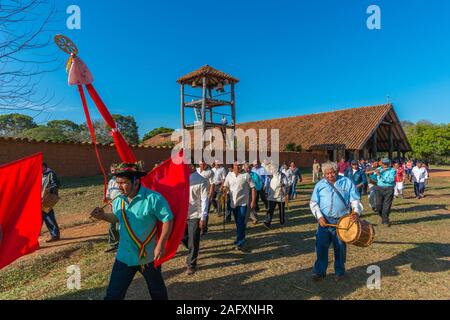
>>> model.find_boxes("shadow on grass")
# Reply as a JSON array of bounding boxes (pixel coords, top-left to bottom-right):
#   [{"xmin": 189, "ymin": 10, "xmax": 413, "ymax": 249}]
[
  {"xmin": 390, "ymin": 213, "xmax": 450, "ymax": 226},
  {"xmin": 55, "ymin": 240, "xmax": 450, "ymax": 300}
]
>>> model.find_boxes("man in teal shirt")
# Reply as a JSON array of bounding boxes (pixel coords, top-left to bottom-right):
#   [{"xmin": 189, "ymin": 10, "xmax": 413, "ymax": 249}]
[
  {"xmin": 91, "ymin": 161, "xmax": 173, "ymax": 300},
  {"xmin": 372, "ymin": 158, "xmax": 396, "ymax": 227}
]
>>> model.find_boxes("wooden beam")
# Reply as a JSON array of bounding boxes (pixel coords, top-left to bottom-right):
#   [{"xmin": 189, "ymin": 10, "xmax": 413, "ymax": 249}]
[
  {"xmin": 201, "ymin": 77, "xmax": 207, "ymax": 148},
  {"xmin": 388, "ymin": 124, "xmax": 393, "ymax": 159},
  {"xmin": 372, "ymin": 130, "xmax": 377, "ymax": 159},
  {"xmin": 231, "ymin": 83, "xmax": 236, "ymax": 129},
  {"xmin": 181, "ymin": 84, "xmax": 185, "ymax": 148}
]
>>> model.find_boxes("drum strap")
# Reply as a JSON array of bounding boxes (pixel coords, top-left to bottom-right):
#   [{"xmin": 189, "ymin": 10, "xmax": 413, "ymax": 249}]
[{"xmin": 326, "ymin": 181, "xmax": 351, "ymax": 213}]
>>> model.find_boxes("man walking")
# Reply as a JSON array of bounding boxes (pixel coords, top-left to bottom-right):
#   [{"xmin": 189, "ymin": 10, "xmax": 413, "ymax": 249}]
[
  {"xmin": 412, "ymin": 161, "xmax": 428, "ymax": 199},
  {"xmin": 105, "ymin": 165, "xmax": 121, "ymax": 252},
  {"xmin": 182, "ymin": 165, "xmax": 209, "ymax": 275},
  {"xmin": 309, "ymin": 161, "xmax": 362, "ymax": 282},
  {"xmin": 373, "ymin": 158, "xmax": 396, "ymax": 227},
  {"xmin": 251, "ymin": 160, "xmax": 269, "ymax": 212},
  {"xmin": 224, "ymin": 162, "xmax": 256, "ymax": 250},
  {"xmin": 312, "ymin": 159, "xmax": 321, "ymax": 183},
  {"xmin": 90, "ymin": 161, "xmax": 173, "ymax": 300},
  {"xmin": 41, "ymin": 162, "xmax": 61, "ymax": 243},
  {"xmin": 344, "ymin": 160, "xmax": 367, "ymax": 197}
]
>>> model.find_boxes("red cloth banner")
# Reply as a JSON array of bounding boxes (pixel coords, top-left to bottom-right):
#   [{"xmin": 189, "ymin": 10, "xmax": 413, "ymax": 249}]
[
  {"xmin": 142, "ymin": 150, "xmax": 189, "ymax": 267},
  {"xmin": 0, "ymin": 153, "xmax": 42, "ymax": 270},
  {"xmin": 78, "ymin": 85, "xmax": 108, "ymax": 203}
]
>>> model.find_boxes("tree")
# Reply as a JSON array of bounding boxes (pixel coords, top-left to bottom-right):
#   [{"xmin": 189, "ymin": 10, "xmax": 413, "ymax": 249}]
[
  {"xmin": 142, "ymin": 127, "xmax": 174, "ymax": 142},
  {"xmin": 0, "ymin": 113, "xmax": 37, "ymax": 136},
  {"xmin": 0, "ymin": 0, "xmax": 59, "ymax": 112},
  {"xmin": 406, "ymin": 122, "xmax": 450, "ymax": 164},
  {"xmin": 79, "ymin": 120, "xmax": 113, "ymax": 145},
  {"xmin": 285, "ymin": 143, "xmax": 302, "ymax": 152},
  {"xmin": 47, "ymin": 120, "xmax": 81, "ymax": 141},
  {"xmin": 21, "ymin": 126, "xmax": 67, "ymax": 142},
  {"xmin": 112, "ymin": 114, "xmax": 139, "ymax": 145}
]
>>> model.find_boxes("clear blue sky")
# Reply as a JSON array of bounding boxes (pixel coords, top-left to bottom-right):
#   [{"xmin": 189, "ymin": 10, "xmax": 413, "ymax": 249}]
[{"xmin": 22, "ymin": 0, "xmax": 450, "ymax": 137}]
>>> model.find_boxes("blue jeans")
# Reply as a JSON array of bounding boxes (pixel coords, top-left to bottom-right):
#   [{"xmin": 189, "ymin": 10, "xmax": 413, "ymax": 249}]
[
  {"xmin": 42, "ymin": 209, "xmax": 60, "ymax": 238},
  {"xmin": 414, "ymin": 182, "xmax": 425, "ymax": 197},
  {"xmin": 105, "ymin": 259, "xmax": 168, "ymax": 300},
  {"xmin": 232, "ymin": 206, "xmax": 247, "ymax": 247},
  {"xmin": 313, "ymin": 217, "xmax": 347, "ymax": 277},
  {"xmin": 290, "ymin": 176, "xmax": 298, "ymax": 199}
]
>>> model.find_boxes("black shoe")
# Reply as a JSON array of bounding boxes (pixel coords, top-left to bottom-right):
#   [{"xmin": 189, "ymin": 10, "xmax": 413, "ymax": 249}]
[
  {"xmin": 186, "ymin": 267, "xmax": 196, "ymax": 275},
  {"xmin": 45, "ymin": 236, "xmax": 60, "ymax": 243},
  {"xmin": 312, "ymin": 274, "xmax": 325, "ymax": 282},
  {"xmin": 263, "ymin": 222, "xmax": 271, "ymax": 230},
  {"xmin": 333, "ymin": 274, "xmax": 345, "ymax": 282}
]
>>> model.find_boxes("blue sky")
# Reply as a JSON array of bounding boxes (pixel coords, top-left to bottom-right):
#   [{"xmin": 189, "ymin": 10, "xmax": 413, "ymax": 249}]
[{"xmin": 14, "ymin": 0, "xmax": 450, "ymax": 137}]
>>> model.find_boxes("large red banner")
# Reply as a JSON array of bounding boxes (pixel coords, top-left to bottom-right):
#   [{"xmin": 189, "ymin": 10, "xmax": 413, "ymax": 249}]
[{"xmin": 0, "ymin": 153, "xmax": 42, "ymax": 270}]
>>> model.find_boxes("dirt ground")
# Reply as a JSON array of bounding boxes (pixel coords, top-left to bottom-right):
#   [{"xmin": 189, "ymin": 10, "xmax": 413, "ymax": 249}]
[{"xmin": 1, "ymin": 169, "xmax": 449, "ymax": 300}]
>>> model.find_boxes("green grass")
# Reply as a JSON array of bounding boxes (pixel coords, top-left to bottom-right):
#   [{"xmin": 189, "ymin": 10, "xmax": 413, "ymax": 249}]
[{"xmin": 1, "ymin": 172, "xmax": 449, "ymax": 300}]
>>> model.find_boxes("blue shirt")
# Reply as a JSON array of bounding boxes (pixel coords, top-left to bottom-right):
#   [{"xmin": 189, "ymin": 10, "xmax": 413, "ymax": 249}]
[
  {"xmin": 344, "ymin": 168, "xmax": 367, "ymax": 188},
  {"xmin": 311, "ymin": 176, "xmax": 360, "ymax": 219},
  {"xmin": 112, "ymin": 186, "xmax": 173, "ymax": 266},
  {"xmin": 252, "ymin": 167, "xmax": 269, "ymax": 187},
  {"xmin": 372, "ymin": 166, "xmax": 396, "ymax": 187}
]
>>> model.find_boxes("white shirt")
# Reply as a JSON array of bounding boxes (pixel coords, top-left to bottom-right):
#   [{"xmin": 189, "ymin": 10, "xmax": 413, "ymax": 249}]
[
  {"xmin": 106, "ymin": 177, "xmax": 121, "ymax": 201},
  {"xmin": 197, "ymin": 168, "xmax": 214, "ymax": 187},
  {"xmin": 224, "ymin": 171, "xmax": 255, "ymax": 208},
  {"xmin": 281, "ymin": 168, "xmax": 294, "ymax": 186},
  {"xmin": 188, "ymin": 172, "xmax": 209, "ymax": 220},
  {"xmin": 212, "ymin": 167, "xmax": 226, "ymax": 185},
  {"xmin": 267, "ymin": 171, "xmax": 288, "ymax": 202},
  {"xmin": 412, "ymin": 166, "xmax": 428, "ymax": 183}
]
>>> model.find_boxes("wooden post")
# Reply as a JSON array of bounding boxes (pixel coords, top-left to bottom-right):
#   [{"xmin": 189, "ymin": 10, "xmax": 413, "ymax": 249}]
[
  {"xmin": 201, "ymin": 77, "xmax": 207, "ymax": 148},
  {"xmin": 180, "ymin": 84, "xmax": 185, "ymax": 149},
  {"xmin": 231, "ymin": 83, "xmax": 236, "ymax": 129},
  {"xmin": 396, "ymin": 140, "xmax": 401, "ymax": 159},
  {"xmin": 388, "ymin": 123, "xmax": 393, "ymax": 160},
  {"xmin": 372, "ymin": 130, "xmax": 377, "ymax": 159},
  {"xmin": 208, "ymin": 88, "xmax": 213, "ymax": 124}
]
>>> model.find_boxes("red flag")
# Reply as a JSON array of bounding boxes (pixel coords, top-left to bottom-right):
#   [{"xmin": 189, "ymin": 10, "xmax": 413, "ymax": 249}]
[
  {"xmin": 142, "ymin": 150, "xmax": 189, "ymax": 267},
  {"xmin": 0, "ymin": 153, "xmax": 42, "ymax": 270}
]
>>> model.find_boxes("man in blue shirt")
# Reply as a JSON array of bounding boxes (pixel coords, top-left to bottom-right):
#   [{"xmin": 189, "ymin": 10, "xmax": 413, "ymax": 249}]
[
  {"xmin": 372, "ymin": 158, "xmax": 396, "ymax": 227},
  {"xmin": 310, "ymin": 161, "xmax": 363, "ymax": 282},
  {"xmin": 90, "ymin": 161, "xmax": 174, "ymax": 300},
  {"xmin": 345, "ymin": 160, "xmax": 368, "ymax": 197}
]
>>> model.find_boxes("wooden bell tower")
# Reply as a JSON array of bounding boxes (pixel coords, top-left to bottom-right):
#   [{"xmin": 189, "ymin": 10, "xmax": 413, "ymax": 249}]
[{"xmin": 177, "ymin": 65, "xmax": 239, "ymax": 147}]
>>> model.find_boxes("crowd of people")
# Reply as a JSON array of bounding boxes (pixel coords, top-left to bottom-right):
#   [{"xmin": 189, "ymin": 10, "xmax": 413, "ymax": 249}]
[{"xmin": 35, "ymin": 154, "xmax": 431, "ymax": 299}]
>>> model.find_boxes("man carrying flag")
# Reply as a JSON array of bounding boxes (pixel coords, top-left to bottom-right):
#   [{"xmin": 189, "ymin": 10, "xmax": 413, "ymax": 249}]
[{"xmin": 90, "ymin": 161, "xmax": 173, "ymax": 300}]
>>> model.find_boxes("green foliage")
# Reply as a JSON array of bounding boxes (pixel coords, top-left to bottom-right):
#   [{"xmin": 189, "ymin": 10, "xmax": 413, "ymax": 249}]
[
  {"xmin": 79, "ymin": 121, "xmax": 112, "ymax": 145},
  {"xmin": 404, "ymin": 122, "xmax": 450, "ymax": 164},
  {"xmin": 21, "ymin": 126, "xmax": 69, "ymax": 142},
  {"xmin": 142, "ymin": 127, "xmax": 174, "ymax": 142},
  {"xmin": 285, "ymin": 142, "xmax": 302, "ymax": 152},
  {"xmin": 112, "ymin": 114, "xmax": 139, "ymax": 145},
  {"xmin": 0, "ymin": 113, "xmax": 37, "ymax": 136}
]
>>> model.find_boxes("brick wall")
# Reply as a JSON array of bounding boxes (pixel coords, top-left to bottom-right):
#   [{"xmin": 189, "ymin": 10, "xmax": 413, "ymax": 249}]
[
  {"xmin": 0, "ymin": 138, "xmax": 328, "ymax": 177},
  {"xmin": 0, "ymin": 138, "xmax": 171, "ymax": 177}
]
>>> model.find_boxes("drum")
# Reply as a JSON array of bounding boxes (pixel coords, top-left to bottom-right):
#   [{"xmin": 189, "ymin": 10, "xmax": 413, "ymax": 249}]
[
  {"xmin": 336, "ymin": 215, "xmax": 375, "ymax": 247},
  {"xmin": 42, "ymin": 192, "xmax": 60, "ymax": 214}
]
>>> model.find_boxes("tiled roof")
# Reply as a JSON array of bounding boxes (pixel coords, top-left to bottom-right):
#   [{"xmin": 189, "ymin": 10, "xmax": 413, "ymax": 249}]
[
  {"xmin": 237, "ymin": 104, "xmax": 411, "ymax": 151},
  {"xmin": 176, "ymin": 65, "xmax": 239, "ymax": 85}
]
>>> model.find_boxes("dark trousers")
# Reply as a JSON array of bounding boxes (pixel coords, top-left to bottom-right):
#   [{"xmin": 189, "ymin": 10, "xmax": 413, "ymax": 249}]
[
  {"xmin": 105, "ymin": 259, "xmax": 168, "ymax": 300},
  {"xmin": 108, "ymin": 222, "xmax": 119, "ymax": 247},
  {"xmin": 375, "ymin": 186, "xmax": 395, "ymax": 224},
  {"xmin": 232, "ymin": 206, "xmax": 247, "ymax": 247},
  {"xmin": 414, "ymin": 182, "xmax": 425, "ymax": 197},
  {"xmin": 181, "ymin": 218, "xmax": 201, "ymax": 268},
  {"xmin": 313, "ymin": 219, "xmax": 346, "ymax": 276},
  {"xmin": 42, "ymin": 209, "xmax": 60, "ymax": 238},
  {"xmin": 255, "ymin": 190, "xmax": 268, "ymax": 212},
  {"xmin": 265, "ymin": 200, "xmax": 285, "ymax": 226}
]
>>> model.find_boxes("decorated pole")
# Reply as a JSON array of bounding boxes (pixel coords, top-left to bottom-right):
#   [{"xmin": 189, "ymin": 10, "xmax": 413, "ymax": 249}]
[{"xmin": 54, "ymin": 35, "xmax": 189, "ymax": 267}]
